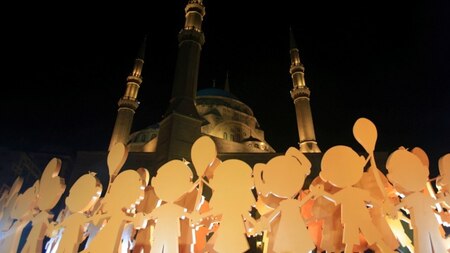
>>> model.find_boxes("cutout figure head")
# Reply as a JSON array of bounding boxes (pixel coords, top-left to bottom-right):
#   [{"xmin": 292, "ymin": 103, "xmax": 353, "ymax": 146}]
[
  {"xmin": 38, "ymin": 158, "xmax": 66, "ymax": 211},
  {"xmin": 107, "ymin": 170, "xmax": 147, "ymax": 211},
  {"xmin": 254, "ymin": 147, "xmax": 311, "ymax": 199},
  {"xmin": 65, "ymin": 173, "xmax": 102, "ymax": 213},
  {"xmin": 209, "ymin": 159, "xmax": 255, "ymax": 212},
  {"xmin": 320, "ymin": 145, "xmax": 366, "ymax": 188},
  {"xmin": 152, "ymin": 160, "xmax": 193, "ymax": 203},
  {"xmin": 386, "ymin": 148, "xmax": 429, "ymax": 193},
  {"xmin": 11, "ymin": 181, "xmax": 39, "ymax": 221},
  {"xmin": 437, "ymin": 153, "xmax": 450, "ymax": 189}
]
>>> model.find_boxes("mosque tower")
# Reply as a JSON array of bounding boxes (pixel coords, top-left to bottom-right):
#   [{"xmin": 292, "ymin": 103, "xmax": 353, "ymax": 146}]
[
  {"xmin": 155, "ymin": 0, "xmax": 206, "ymax": 164},
  {"xmin": 289, "ymin": 29, "xmax": 321, "ymax": 153},
  {"xmin": 108, "ymin": 37, "xmax": 146, "ymax": 151}
]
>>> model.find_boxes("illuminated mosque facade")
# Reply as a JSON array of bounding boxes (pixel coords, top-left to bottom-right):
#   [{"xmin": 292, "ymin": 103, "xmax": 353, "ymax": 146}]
[{"xmin": 106, "ymin": 0, "xmax": 320, "ymax": 174}]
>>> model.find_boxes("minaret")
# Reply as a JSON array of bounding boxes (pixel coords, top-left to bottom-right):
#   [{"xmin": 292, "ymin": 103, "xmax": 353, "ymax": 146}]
[
  {"xmin": 166, "ymin": 0, "xmax": 206, "ymax": 117},
  {"xmin": 108, "ymin": 37, "xmax": 146, "ymax": 150},
  {"xmin": 224, "ymin": 71, "xmax": 230, "ymax": 93},
  {"xmin": 289, "ymin": 30, "xmax": 321, "ymax": 153},
  {"xmin": 156, "ymin": 0, "xmax": 206, "ymax": 164}
]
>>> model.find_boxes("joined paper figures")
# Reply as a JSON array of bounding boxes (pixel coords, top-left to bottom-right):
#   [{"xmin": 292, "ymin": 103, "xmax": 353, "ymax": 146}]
[
  {"xmin": 81, "ymin": 143, "xmax": 147, "ymax": 253},
  {"xmin": 2, "ymin": 118, "xmax": 450, "ymax": 253}
]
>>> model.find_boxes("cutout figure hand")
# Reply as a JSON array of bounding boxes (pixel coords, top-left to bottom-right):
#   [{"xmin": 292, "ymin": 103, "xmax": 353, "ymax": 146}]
[
  {"xmin": 383, "ymin": 201, "xmax": 398, "ymax": 219},
  {"xmin": 444, "ymin": 194, "xmax": 450, "ymax": 207},
  {"xmin": 189, "ymin": 211, "xmax": 202, "ymax": 226},
  {"xmin": 309, "ymin": 184, "xmax": 324, "ymax": 198},
  {"xmin": 133, "ymin": 212, "xmax": 147, "ymax": 229},
  {"xmin": 256, "ymin": 216, "xmax": 270, "ymax": 233}
]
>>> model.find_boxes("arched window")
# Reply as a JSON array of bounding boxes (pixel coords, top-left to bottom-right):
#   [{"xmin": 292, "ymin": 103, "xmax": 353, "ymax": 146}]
[{"xmin": 223, "ymin": 132, "xmax": 228, "ymax": 140}]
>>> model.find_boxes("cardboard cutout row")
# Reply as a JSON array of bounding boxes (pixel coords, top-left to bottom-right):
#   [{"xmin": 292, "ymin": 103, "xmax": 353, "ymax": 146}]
[{"xmin": 1, "ymin": 118, "xmax": 449, "ymax": 253}]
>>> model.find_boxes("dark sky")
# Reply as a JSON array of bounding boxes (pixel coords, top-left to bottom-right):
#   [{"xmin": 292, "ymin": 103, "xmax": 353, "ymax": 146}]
[{"xmin": 1, "ymin": 1, "xmax": 449, "ymax": 175}]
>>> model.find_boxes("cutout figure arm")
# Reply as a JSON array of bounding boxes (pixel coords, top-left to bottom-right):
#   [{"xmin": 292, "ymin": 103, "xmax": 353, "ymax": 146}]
[
  {"xmin": 90, "ymin": 213, "xmax": 111, "ymax": 226},
  {"xmin": 242, "ymin": 211, "xmax": 257, "ymax": 227},
  {"xmin": 242, "ymin": 211, "xmax": 263, "ymax": 236},
  {"xmin": 298, "ymin": 190, "xmax": 318, "ymax": 207},
  {"xmin": 265, "ymin": 206, "xmax": 282, "ymax": 224},
  {"xmin": 387, "ymin": 202, "xmax": 407, "ymax": 219},
  {"xmin": 198, "ymin": 209, "xmax": 216, "ymax": 221},
  {"xmin": 309, "ymin": 184, "xmax": 338, "ymax": 204},
  {"xmin": 131, "ymin": 212, "xmax": 147, "ymax": 229}
]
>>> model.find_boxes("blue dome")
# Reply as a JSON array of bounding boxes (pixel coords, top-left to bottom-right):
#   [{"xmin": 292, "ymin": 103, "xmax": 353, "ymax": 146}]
[{"xmin": 196, "ymin": 88, "xmax": 238, "ymax": 100}]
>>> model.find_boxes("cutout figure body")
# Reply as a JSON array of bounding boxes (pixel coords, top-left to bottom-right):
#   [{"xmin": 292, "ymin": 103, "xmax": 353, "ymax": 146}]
[
  {"xmin": 253, "ymin": 147, "xmax": 316, "ymax": 253},
  {"xmin": 203, "ymin": 159, "xmax": 258, "ymax": 253},
  {"xmin": 386, "ymin": 148, "xmax": 448, "ymax": 253}
]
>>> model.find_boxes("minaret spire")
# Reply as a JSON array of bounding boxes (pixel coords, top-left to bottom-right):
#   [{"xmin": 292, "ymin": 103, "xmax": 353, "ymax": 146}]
[
  {"xmin": 108, "ymin": 37, "xmax": 147, "ymax": 150},
  {"xmin": 224, "ymin": 71, "xmax": 230, "ymax": 93},
  {"xmin": 289, "ymin": 30, "xmax": 321, "ymax": 153}
]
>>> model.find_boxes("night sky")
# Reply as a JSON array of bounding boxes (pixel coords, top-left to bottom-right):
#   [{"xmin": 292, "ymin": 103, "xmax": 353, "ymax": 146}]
[{"xmin": 1, "ymin": 1, "xmax": 449, "ymax": 175}]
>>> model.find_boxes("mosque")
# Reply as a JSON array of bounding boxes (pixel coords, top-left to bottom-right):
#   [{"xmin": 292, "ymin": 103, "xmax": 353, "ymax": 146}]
[{"xmin": 94, "ymin": 0, "xmax": 322, "ymax": 179}]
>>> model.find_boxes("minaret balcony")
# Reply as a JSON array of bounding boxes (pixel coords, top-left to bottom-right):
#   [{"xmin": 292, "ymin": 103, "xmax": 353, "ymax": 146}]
[
  {"xmin": 118, "ymin": 98, "xmax": 139, "ymax": 111},
  {"xmin": 290, "ymin": 86, "xmax": 311, "ymax": 99},
  {"xmin": 178, "ymin": 29, "xmax": 205, "ymax": 45}
]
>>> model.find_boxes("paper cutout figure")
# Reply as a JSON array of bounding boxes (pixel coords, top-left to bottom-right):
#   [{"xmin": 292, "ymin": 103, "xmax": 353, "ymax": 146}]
[
  {"xmin": 311, "ymin": 145, "xmax": 394, "ymax": 253},
  {"xmin": 202, "ymin": 159, "xmax": 258, "ymax": 253},
  {"xmin": 22, "ymin": 158, "xmax": 66, "ymax": 253},
  {"xmin": 147, "ymin": 159, "xmax": 196, "ymax": 253},
  {"xmin": 52, "ymin": 173, "xmax": 102, "ymax": 253},
  {"xmin": 253, "ymin": 147, "xmax": 316, "ymax": 253},
  {"xmin": 81, "ymin": 169, "xmax": 147, "ymax": 253},
  {"xmin": 386, "ymin": 147, "xmax": 449, "ymax": 253},
  {"xmin": 0, "ymin": 181, "xmax": 38, "ymax": 253}
]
